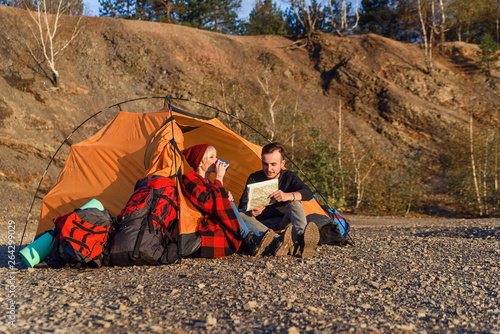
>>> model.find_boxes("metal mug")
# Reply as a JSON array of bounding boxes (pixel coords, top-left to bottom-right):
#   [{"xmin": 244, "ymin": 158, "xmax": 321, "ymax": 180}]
[{"xmin": 218, "ymin": 158, "xmax": 230, "ymax": 169}]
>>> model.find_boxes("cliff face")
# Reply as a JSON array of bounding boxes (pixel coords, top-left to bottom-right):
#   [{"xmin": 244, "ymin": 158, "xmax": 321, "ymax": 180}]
[{"xmin": 0, "ymin": 5, "xmax": 499, "ymax": 218}]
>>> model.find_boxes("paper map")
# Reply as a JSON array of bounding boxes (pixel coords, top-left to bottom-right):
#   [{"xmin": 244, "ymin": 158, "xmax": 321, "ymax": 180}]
[{"xmin": 245, "ymin": 178, "xmax": 279, "ymax": 211}]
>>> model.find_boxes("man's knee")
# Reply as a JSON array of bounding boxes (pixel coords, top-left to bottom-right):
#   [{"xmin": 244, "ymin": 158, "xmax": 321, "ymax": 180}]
[
  {"xmin": 285, "ymin": 201, "xmax": 307, "ymax": 233},
  {"xmin": 286, "ymin": 200, "xmax": 306, "ymax": 215}
]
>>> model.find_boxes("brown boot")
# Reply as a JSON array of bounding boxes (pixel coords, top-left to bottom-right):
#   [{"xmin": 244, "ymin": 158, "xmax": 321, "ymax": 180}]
[
  {"xmin": 299, "ymin": 222, "xmax": 319, "ymax": 259},
  {"xmin": 269, "ymin": 224, "xmax": 294, "ymax": 257},
  {"xmin": 245, "ymin": 230, "xmax": 274, "ymax": 257}
]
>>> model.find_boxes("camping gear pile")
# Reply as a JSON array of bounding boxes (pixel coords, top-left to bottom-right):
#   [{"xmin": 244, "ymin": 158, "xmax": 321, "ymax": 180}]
[{"xmin": 26, "ymin": 103, "xmax": 350, "ymax": 268}]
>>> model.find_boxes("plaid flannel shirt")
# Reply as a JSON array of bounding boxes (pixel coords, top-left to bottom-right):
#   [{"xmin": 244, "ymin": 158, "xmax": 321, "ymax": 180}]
[{"xmin": 181, "ymin": 171, "xmax": 242, "ymax": 258}]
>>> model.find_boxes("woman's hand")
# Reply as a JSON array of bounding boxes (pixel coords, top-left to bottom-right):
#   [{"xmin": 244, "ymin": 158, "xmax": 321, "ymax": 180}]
[
  {"xmin": 227, "ymin": 191, "xmax": 234, "ymax": 202},
  {"xmin": 215, "ymin": 159, "xmax": 229, "ymax": 183}
]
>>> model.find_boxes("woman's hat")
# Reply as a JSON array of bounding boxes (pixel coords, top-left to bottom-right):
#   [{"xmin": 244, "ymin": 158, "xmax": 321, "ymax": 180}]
[{"xmin": 181, "ymin": 144, "xmax": 211, "ymax": 170}]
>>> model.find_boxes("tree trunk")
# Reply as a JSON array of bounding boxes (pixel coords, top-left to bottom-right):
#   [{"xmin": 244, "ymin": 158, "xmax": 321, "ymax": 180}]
[
  {"xmin": 417, "ymin": 0, "xmax": 433, "ymax": 74},
  {"xmin": 497, "ymin": 0, "xmax": 500, "ymax": 44},
  {"xmin": 337, "ymin": 97, "xmax": 345, "ymax": 202},
  {"xmin": 494, "ymin": 139, "xmax": 499, "ymax": 215},
  {"xmin": 483, "ymin": 153, "xmax": 489, "ymax": 216},
  {"xmin": 439, "ymin": 0, "xmax": 446, "ymax": 43},
  {"xmin": 470, "ymin": 113, "xmax": 483, "ymax": 216}
]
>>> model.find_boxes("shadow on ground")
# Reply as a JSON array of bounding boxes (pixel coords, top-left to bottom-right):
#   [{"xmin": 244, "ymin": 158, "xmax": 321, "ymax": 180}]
[{"xmin": 415, "ymin": 226, "xmax": 500, "ymax": 239}]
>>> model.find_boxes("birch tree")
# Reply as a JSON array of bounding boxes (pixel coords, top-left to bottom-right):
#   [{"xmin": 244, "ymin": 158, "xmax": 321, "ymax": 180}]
[
  {"xmin": 432, "ymin": 0, "xmax": 449, "ymax": 43},
  {"xmin": 25, "ymin": 0, "xmax": 82, "ymax": 87},
  {"xmin": 469, "ymin": 112, "xmax": 483, "ymax": 216},
  {"xmin": 289, "ymin": 0, "xmax": 317, "ymax": 45},
  {"xmin": 337, "ymin": 96, "xmax": 346, "ymax": 202},
  {"xmin": 328, "ymin": 0, "xmax": 360, "ymax": 37},
  {"xmin": 494, "ymin": 132, "xmax": 499, "ymax": 215},
  {"xmin": 417, "ymin": 0, "xmax": 434, "ymax": 73},
  {"xmin": 256, "ymin": 70, "xmax": 280, "ymax": 141},
  {"xmin": 350, "ymin": 145, "xmax": 375, "ymax": 209}
]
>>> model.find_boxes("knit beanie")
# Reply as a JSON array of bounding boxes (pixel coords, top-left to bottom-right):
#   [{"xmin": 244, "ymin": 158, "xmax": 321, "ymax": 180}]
[{"xmin": 181, "ymin": 144, "xmax": 211, "ymax": 170}]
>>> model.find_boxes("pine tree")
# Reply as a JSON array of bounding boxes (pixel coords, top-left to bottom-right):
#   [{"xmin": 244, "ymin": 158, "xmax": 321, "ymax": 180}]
[
  {"xmin": 244, "ymin": 0, "xmax": 286, "ymax": 35},
  {"xmin": 99, "ymin": 0, "xmax": 136, "ymax": 18},
  {"xmin": 283, "ymin": 0, "xmax": 329, "ymax": 37},
  {"xmin": 135, "ymin": 0, "xmax": 181, "ymax": 23},
  {"xmin": 358, "ymin": 0, "xmax": 398, "ymax": 38},
  {"xmin": 179, "ymin": 0, "xmax": 241, "ymax": 34},
  {"xmin": 478, "ymin": 34, "xmax": 500, "ymax": 75},
  {"xmin": 1, "ymin": 0, "xmax": 83, "ymax": 15}
]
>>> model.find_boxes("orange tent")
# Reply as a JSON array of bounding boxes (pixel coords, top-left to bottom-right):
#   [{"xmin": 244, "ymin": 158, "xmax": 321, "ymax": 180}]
[{"xmin": 38, "ymin": 104, "xmax": 328, "ymax": 254}]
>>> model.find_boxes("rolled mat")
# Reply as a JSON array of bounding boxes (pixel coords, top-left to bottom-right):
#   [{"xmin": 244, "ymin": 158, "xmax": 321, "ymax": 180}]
[{"xmin": 20, "ymin": 198, "xmax": 104, "ymax": 267}]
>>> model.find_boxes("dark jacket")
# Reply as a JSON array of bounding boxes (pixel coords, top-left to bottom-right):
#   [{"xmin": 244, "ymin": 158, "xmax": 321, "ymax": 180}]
[{"xmin": 238, "ymin": 169, "xmax": 313, "ymax": 222}]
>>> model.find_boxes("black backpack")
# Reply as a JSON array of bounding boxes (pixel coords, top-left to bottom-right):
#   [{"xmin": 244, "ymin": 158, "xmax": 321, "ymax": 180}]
[{"xmin": 109, "ymin": 174, "xmax": 179, "ymax": 266}]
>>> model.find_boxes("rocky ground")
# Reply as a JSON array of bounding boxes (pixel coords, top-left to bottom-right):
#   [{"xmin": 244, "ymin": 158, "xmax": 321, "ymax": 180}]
[{"xmin": 0, "ymin": 215, "xmax": 499, "ymax": 333}]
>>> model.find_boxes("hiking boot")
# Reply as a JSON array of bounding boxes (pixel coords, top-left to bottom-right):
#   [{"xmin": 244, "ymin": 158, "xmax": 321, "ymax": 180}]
[
  {"xmin": 288, "ymin": 227, "xmax": 300, "ymax": 256},
  {"xmin": 299, "ymin": 222, "xmax": 320, "ymax": 259},
  {"xmin": 245, "ymin": 230, "xmax": 274, "ymax": 257},
  {"xmin": 269, "ymin": 224, "xmax": 294, "ymax": 257}
]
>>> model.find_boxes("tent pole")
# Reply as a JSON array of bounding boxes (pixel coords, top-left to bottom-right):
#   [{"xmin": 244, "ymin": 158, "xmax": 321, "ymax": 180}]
[{"xmin": 167, "ymin": 95, "xmax": 183, "ymax": 263}]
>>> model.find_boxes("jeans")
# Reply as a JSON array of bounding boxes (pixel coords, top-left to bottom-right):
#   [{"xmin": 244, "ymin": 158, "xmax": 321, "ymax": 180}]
[
  {"xmin": 239, "ymin": 201, "xmax": 308, "ymax": 235},
  {"xmin": 230, "ymin": 201, "xmax": 263, "ymax": 239}
]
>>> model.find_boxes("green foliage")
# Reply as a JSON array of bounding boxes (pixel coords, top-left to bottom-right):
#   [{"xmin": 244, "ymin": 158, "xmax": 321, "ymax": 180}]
[
  {"xmin": 98, "ymin": 0, "xmax": 241, "ymax": 34},
  {"xmin": 360, "ymin": 150, "xmax": 425, "ymax": 215},
  {"xmin": 2, "ymin": 0, "xmax": 84, "ymax": 15},
  {"xmin": 242, "ymin": 0, "xmax": 286, "ymax": 36},
  {"xmin": 0, "ymin": 0, "xmax": 23, "ymax": 7},
  {"xmin": 282, "ymin": 0, "xmax": 332, "ymax": 36},
  {"xmin": 358, "ymin": 0, "xmax": 399, "ymax": 38},
  {"xmin": 99, "ymin": 0, "xmax": 135, "ymax": 18},
  {"xmin": 296, "ymin": 127, "xmax": 341, "ymax": 206},
  {"xmin": 448, "ymin": 0, "xmax": 491, "ymax": 43},
  {"xmin": 178, "ymin": 0, "xmax": 241, "ymax": 34},
  {"xmin": 440, "ymin": 122, "xmax": 500, "ymax": 217},
  {"xmin": 478, "ymin": 34, "xmax": 500, "ymax": 75}
]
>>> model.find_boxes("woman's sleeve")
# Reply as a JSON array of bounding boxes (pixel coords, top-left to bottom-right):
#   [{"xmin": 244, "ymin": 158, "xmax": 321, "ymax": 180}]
[
  {"xmin": 182, "ymin": 174, "xmax": 214, "ymax": 213},
  {"xmin": 212, "ymin": 179, "xmax": 229, "ymax": 199}
]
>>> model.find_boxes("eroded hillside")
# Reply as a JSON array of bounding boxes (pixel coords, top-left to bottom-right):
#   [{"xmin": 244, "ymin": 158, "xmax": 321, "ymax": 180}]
[{"xmin": 0, "ymin": 5, "xmax": 499, "ymax": 220}]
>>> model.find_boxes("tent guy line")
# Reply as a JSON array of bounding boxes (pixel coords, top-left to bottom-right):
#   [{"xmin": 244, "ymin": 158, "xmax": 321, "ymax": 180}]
[{"xmin": 19, "ymin": 96, "xmax": 353, "ymax": 253}]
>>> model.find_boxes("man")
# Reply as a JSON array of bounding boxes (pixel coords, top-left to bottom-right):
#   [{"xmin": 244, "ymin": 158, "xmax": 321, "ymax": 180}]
[{"xmin": 238, "ymin": 143, "xmax": 320, "ymax": 259}]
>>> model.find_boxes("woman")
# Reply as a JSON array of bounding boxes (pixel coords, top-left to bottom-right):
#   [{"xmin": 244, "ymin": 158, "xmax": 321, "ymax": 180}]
[{"xmin": 181, "ymin": 144, "xmax": 275, "ymax": 258}]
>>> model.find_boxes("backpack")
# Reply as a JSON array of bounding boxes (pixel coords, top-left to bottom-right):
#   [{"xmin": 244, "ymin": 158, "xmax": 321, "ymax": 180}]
[
  {"xmin": 323, "ymin": 207, "xmax": 351, "ymax": 240},
  {"xmin": 49, "ymin": 208, "xmax": 113, "ymax": 268},
  {"xmin": 306, "ymin": 195, "xmax": 352, "ymax": 246},
  {"xmin": 109, "ymin": 174, "xmax": 179, "ymax": 266}
]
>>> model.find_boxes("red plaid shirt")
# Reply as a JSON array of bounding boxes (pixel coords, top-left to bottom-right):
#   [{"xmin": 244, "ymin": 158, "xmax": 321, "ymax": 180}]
[{"xmin": 181, "ymin": 171, "xmax": 242, "ymax": 258}]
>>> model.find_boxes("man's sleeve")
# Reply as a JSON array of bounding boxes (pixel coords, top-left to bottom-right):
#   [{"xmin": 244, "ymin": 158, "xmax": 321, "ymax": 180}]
[{"xmin": 289, "ymin": 172, "xmax": 314, "ymax": 201}]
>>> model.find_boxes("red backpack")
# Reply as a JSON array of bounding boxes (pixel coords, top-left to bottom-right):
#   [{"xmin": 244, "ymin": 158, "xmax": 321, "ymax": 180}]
[
  {"xmin": 109, "ymin": 174, "xmax": 179, "ymax": 266},
  {"xmin": 50, "ymin": 208, "xmax": 113, "ymax": 268}
]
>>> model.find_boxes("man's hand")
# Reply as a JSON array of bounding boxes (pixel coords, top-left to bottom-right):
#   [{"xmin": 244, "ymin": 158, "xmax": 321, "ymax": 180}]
[
  {"xmin": 227, "ymin": 191, "xmax": 234, "ymax": 202},
  {"xmin": 269, "ymin": 190, "xmax": 294, "ymax": 202},
  {"xmin": 250, "ymin": 206, "xmax": 265, "ymax": 217}
]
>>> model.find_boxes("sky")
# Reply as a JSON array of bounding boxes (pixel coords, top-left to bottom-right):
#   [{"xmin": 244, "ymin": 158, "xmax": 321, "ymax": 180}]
[{"xmin": 83, "ymin": 0, "xmax": 272, "ymax": 18}]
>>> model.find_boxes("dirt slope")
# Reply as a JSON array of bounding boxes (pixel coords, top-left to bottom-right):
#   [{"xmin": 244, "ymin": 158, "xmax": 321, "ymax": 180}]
[{"xmin": 0, "ymin": 5, "xmax": 499, "ymax": 222}]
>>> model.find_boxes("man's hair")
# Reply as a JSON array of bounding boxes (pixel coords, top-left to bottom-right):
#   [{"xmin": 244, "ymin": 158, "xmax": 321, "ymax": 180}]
[{"xmin": 262, "ymin": 142, "xmax": 285, "ymax": 160}]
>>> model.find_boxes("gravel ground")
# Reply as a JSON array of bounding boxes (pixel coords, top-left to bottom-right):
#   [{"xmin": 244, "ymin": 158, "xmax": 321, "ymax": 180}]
[{"xmin": 1, "ymin": 215, "xmax": 499, "ymax": 333}]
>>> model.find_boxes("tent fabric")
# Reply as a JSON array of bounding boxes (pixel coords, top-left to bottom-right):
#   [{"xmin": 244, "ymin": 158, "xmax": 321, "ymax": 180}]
[
  {"xmin": 37, "ymin": 105, "xmax": 329, "ymax": 249},
  {"xmin": 144, "ymin": 119, "xmax": 185, "ymax": 177},
  {"xmin": 38, "ymin": 110, "xmax": 173, "ymax": 234}
]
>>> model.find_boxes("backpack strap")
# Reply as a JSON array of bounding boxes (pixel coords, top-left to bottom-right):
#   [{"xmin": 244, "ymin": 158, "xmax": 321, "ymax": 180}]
[{"xmin": 132, "ymin": 222, "xmax": 148, "ymax": 260}]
